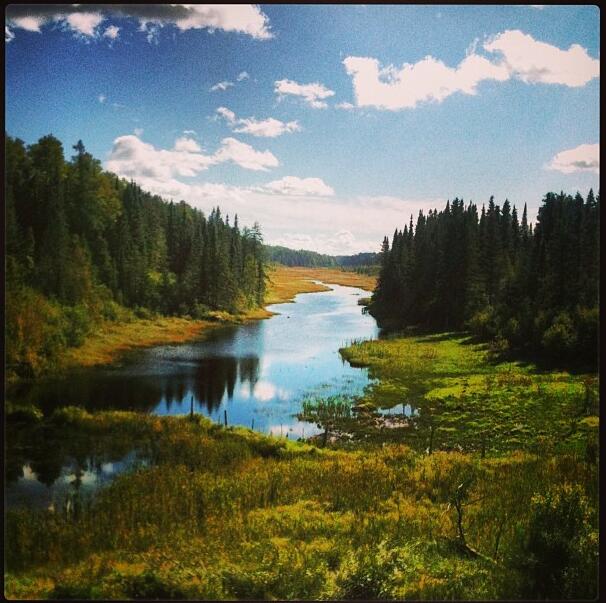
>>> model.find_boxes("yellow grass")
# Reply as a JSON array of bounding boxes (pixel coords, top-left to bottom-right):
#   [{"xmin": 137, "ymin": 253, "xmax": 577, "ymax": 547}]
[
  {"xmin": 61, "ymin": 265, "xmax": 375, "ymax": 370},
  {"xmin": 266, "ymin": 266, "xmax": 376, "ymax": 303},
  {"xmin": 61, "ymin": 317, "xmax": 219, "ymax": 368}
]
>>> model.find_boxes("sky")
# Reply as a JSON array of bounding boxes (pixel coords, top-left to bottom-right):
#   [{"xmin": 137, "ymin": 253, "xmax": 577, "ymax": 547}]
[{"xmin": 5, "ymin": 4, "xmax": 600, "ymax": 254}]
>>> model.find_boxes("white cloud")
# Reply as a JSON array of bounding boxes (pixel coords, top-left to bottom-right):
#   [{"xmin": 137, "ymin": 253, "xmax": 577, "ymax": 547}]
[
  {"xmin": 103, "ymin": 25, "xmax": 120, "ymax": 40},
  {"xmin": 211, "ymin": 81, "xmax": 234, "ymax": 92},
  {"xmin": 275, "ymin": 79, "xmax": 335, "ymax": 109},
  {"xmin": 64, "ymin": 12, "xmax": 104, "ymax": 37},
  {"xmin": 5, "ymin": 26, "xmax": 15, "ymax": 42},
  {"xmin": 335, "ymin": 101, "xmax": 355, "ymax": 110},
  {"xmin": 9, "ymin": 16, "xmax": 45, "ymax": 32},
  {"xmin": 262, "ymin": 176, "xmax": 335, "ymax": 197},
  {"xmin": 216, "ymin": 107, "xmax": 301, "ymax": 138},
  {"xmin": 343, "ymin": 53, "xmax": 509, "ymax": 110},
  {"xmin": 133, "ymin": 127, "xmax": 144, "ymax": 137},
  {"xmin": 483, "ymin": 30, "xmax": 600, "ymax": 87},
  {"xmin": 98, "ymin": 93, "xmax": 107, "ymax": 103},
  {"xmin": 237, "ymin": 71, "xmax": 250, "ymax": 81},
  {"xmin": 546, "ymin": 143, "xmax": 599, "ymax": 174},
  {"xmin": 214, "ymin": 137, "xmax": 279, "ymax": 171},
  {"xmin": 103, "ymin": 136, "xmax": 443, "ymax": 254},
  {"xmin": 183, "ymin": 129, "xmax": 197, "ymax": 136},
  {"xmin": 343, "ymin": 30, "xmax": 599, "ymax": 110},
  {"xmin": 173, "ymin": 137, "xmax": 201, "ymax": 153},
  {"xmin": 106, "ymin": 134, "xmax": 279, "ymax": 183},
  {"xmin": 106, "ymin": 135, "xmax": 215, "ymax": 180},
  {"xmin": 6, "ymin": 5, "xmax": 272, "ymax": 41}
]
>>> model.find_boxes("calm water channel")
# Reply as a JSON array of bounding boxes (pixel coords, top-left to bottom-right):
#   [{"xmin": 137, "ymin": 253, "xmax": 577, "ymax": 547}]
[{"xmin": 6, "ymin": 282, "xmax": 379, "ymax": 509}]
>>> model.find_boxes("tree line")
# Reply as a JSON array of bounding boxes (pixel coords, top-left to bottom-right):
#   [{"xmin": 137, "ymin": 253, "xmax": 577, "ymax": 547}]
[
  {"xmin": 6, "ymin": 134, "xmax": 267, "ymax": 376},
  {"xmin": 264, "ymin": 245, "xmax": 380, "ymax": 269},
  {"xmin": 370, "ymin": 192, "xmax": 599, "ymax": 365}
]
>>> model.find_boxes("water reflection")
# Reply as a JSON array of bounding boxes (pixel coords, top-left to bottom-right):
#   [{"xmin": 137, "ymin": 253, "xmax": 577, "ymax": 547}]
[
  {"xmin": 8, "ymin": 283, "xmax": 379, "ymax": 437},
  {"xmin": 6, "ymin": 283, "xmax": 380, "ymax": 508}
]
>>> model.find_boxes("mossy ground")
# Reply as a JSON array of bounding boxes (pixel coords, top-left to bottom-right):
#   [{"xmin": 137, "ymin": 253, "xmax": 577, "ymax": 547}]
[{"xmin": 339, "ymin": 332, "xmax": 598, "ymax": 456}]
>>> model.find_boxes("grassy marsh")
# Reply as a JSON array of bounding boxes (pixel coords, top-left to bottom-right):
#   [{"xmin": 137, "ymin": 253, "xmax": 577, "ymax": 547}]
[{"xmin": 5, "ymin": 409, "xmax": 598, "ymax": 600}]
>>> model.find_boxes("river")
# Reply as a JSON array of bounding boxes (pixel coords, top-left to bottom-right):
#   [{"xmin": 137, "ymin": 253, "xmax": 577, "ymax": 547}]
[{"xmin": 6, "ymin": 282, "xmax": 379, "ymax": 508}]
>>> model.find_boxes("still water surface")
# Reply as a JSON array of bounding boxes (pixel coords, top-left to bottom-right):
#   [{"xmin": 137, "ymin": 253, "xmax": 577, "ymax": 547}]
[{"xmin": 7, "ymin": 282, "xmax": 379, "ymax": 508}]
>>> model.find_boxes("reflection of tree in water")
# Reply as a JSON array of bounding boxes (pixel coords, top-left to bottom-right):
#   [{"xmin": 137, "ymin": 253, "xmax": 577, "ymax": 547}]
[
  {"xmin": 190, "ymin": 356, "xmax": 260, "ymax": 413},
  {"xmin": 239, "ymin": 356, "xmax": 260, "ymax": 389},
  {"xmin": 9, "ymin": 354, "xmax": 262, "ymax": 417}
]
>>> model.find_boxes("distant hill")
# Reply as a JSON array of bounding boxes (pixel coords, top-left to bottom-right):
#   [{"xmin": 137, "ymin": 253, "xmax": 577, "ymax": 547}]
[{"xmin": 264, "ymin": 245, "xmax": 379, "ymax": 268}]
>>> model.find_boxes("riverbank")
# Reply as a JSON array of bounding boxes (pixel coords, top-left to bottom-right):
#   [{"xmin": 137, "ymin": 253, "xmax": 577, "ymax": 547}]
[{"xmin": 52, "ymin": 266, "xmax": 375, "ymax": 372}]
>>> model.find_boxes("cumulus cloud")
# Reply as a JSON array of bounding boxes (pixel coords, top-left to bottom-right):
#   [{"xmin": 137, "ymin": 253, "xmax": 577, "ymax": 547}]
[
  {"xmin": 484, "ymin": 30, "xmax": 600, "ymax": 87},
  {"xmin": 102, "ymin": 137, "xmax": 443, "ymax": 254},
  {"xmin": 5, "ymin": 26, "xmax": 15, "ymax": 42},
  {"xmin": 343, "ymin": 30, "xmax": 599, "ymax": 110},
  {"xmin": 214, "ymin": 137, "xmax": 279, "ymax": 171},
  {"xmin": 262, "ymin": 176, "xmax": 335, "ymax": 196},
  {"xmin": 335, "ymin": 101, "xmax": 355, "ymax": 110},
  {"xmin": 275, "ymin": 79, "xmax": 335, "ymax": 109},
  {"xmin": 6, "ymin": 4, "xmax": 272, "ymax": 42},
  {"xmin": 98, "ymin": 93, "xmax": 107, "ymax": 104},
  {"xmin": 210, "ymin": 81, "xmax": 234, "ymax": 92},
  {"xmin": 173, "ymin": 136, "xmax": 202, "ymax": 153},
  {"xmin": 343, "ymin": 53, "xmax": 510, "ymax": 110},
  {"xmin": 9, "ymin": 16, "xmax": 45, "ymax": 32},
  {"xmin": 105, "ymin": 134, "xmax": 278, "ymax": 182},
  {"xmin": 64, "ymin": 12, "xmax": 104, "ymax": 37},
  {"xmin": 546, "ymin": 143, "xmax": 599, "ymax": 174},
  {"xmin": 237, "ymin": 71, "xmax": 250, "ymax": 81},
  {"xmin": 216, "ymin": 107, "xmax": 301, "ymax": 138},
  {"xmin": 133, "ymin": 127, "xmax": 144, "ymax": 137},
  {"xmin": 103, "ymin": 25, "xmax": 120, "ymax": 40}
]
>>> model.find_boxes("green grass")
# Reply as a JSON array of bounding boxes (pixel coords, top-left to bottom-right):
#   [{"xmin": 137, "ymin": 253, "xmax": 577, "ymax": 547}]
[
  {"xmin": 339, "ymin": 332, "xmax": 598, "ymax": 456},
  {"xmin": 5, "ymin": 406, "xmax": 599, "ymax": 600}
]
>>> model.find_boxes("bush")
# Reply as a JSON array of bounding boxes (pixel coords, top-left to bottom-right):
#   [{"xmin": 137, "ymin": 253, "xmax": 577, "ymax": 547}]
[
  {"xmin": 513, "ymin": 484, "xmax": 598, "ymax": 599},
  {"xmin": 467, "ymin": 306, "xmax": 498, "ymax": 339},
  {"xmin": 62, "ymin": 304, "xmax": 93, "ymax": 346},
  {"xmin": 541, "ymin": 312, "xmax": 578, "ymax": 359},
  {"xmin": 134, "ymin": 306, "xmax": 155, "ymax": 320},
  {"xmin": 191, "ymin": 302, "xmax": 213, "ymax": 320},
  {"xmin": 120, "ymin": 570, "xmax": 186, "ymax": 600},
  {"xmin": 336, "ymin": 542, "xmax": 401, "ymax": 599},
  {"xmin": 574, "ymin": 306, "xmax": 598, "ymax": 362}
]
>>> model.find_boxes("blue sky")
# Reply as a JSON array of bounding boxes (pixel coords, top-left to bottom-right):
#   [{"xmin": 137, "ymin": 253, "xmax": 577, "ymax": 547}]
[{"xmin": 5, "ymin": 4, "xmax": 600, "ymax": 253}]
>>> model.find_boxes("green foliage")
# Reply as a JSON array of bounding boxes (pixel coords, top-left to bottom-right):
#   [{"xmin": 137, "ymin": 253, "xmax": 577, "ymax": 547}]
[
  {"xmin": 371, "ymin": 191, "xmax": 599, "ymax": 367},
  {"xmin": 541, "ymin": 311, "xmax": 578, "ymax": 359},
  {"xmin": 512, "ymin": 484, "xmax": 598, "ymax": 599},
  {"xmin": 5, "ymin": 133, "xmax": 269, "ymax": 377}
]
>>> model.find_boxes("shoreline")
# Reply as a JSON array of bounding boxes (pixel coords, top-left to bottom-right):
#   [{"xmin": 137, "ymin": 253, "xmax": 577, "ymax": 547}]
[{"xmin": 43, "ymin": 266, "xmax": 377, "ymax": 374}]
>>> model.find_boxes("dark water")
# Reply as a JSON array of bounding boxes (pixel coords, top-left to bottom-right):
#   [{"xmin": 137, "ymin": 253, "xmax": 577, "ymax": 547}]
[{"xmin": 6, "ymin": 282, "xmax": 379, "ymax": 508}]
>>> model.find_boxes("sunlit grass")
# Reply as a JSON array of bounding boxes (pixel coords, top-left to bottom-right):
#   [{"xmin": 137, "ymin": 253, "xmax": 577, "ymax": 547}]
[
  {"xmin": 4, "ymin": 408, "xmax": 598, "ymax": 600},
  {"xmin": 340, "ymin": 332, "xmax": 599, "ymax": 455}
]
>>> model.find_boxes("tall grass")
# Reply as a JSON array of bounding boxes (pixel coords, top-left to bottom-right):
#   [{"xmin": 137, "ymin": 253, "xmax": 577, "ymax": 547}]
[{"xmin": 5, "ymin": 409, "xmax": 598, "ymax": 600}]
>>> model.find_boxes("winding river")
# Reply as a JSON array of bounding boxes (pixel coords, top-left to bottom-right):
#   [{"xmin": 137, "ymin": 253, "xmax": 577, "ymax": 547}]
[{"xmin": 7, "ymin": 282, "xmax": 379, "ymax": 508}]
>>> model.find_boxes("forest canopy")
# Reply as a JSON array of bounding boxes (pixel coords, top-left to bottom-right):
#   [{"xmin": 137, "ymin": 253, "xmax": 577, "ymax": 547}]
[
  {"xmin": 370, "ymin": 192, "xmax": 599, "ymax": 366},
  {"xmin": 5, "ymin": 134, "xmax": 267, "ymax": 376}
]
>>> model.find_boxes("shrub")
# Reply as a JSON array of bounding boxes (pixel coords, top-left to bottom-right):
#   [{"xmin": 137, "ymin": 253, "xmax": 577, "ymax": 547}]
[
  {"xmin": 336, "ymin": 542, "xmax": 401, "ymax": 599},
  {"xmin": 467, "ymin": 306, "xmax": 498, "ymax": 339},
  {"xmin": 541, "ymin": 312, "xmax": 578, "ymax": 359},
  {"xmin": 62, "ymin": 304, "xmax": 93, "ymax": 347},
  {"xmin": 513, "ymin": 484, "xmax": 598, "ymax": 599}
]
